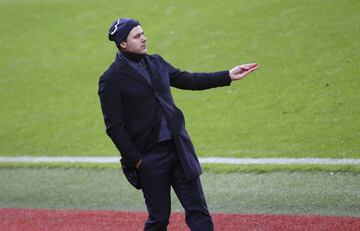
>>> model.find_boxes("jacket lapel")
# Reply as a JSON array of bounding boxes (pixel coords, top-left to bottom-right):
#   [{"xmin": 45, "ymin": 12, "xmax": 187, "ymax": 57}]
[
  {"xmin": 114, "ymin": 53, "xmax": 154, "ymax": 90},
  {"xmin": 144, "ymin": 55, "xmax": 158, "ymax": 85}
]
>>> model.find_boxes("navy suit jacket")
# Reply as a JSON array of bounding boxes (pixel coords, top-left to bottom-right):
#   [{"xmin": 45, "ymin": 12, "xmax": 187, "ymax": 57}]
[{"xmin": 98, "ymin": 53, "xmax": 231, "ymax": 180}]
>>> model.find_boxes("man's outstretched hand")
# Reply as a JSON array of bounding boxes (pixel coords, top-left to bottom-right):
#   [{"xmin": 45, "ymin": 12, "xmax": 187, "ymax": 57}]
[{"xmin": 229, "ymin": 63, "xmax": 259, "ymax": 81}]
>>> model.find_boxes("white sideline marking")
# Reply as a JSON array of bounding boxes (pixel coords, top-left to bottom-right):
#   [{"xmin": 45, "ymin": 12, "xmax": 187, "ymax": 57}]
[
  {"xmin": 199, "ymin": 158, "xmax": 360, "ymax": 165},
  {"xmin": 0, "ymin": 157, "xmax": 359, "ymax": 165}
]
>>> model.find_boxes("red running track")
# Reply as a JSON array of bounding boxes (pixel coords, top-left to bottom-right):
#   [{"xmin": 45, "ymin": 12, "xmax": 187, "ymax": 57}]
[{"xmin": 0, "ymin": 208, "xmax": 359, "ymax": 231}]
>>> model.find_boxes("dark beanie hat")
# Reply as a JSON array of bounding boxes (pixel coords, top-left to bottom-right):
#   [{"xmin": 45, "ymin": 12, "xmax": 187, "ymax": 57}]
[{"xmin": 108, "ymin": 18, "xmax": 140, "ymax": 45}]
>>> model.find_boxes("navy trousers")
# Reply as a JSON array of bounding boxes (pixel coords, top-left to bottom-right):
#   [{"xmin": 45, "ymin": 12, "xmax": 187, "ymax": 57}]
[{"xmin": 139, "ymin": 140, "xmax": 213, "ymax": 231}]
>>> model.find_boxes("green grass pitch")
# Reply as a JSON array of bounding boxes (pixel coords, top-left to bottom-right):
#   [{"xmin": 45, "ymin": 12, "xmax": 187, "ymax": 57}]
[{"xmin": 0, "ymin": 0, "xmax": 359, "ymax": 160}]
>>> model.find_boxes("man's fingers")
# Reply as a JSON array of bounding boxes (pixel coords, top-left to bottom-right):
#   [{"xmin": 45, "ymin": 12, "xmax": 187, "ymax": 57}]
[
  {"xmin": 243, "ymin": 68, "xmax": 254, "ymax": 75},
  {"xmin": 238, "ymin": 64, "xmax": 258, "ymax": 74},
  {"xmin": 239, "ymin": 63, "xmax": 258, "ymax": 71},
  {"xmin": 245, "ymin": 63, "xmax": 258, "ymax": 70},
  {"xmin": 250, "ymin": 64, "xmax": 259, "ymax": 71},
  {"xmin": 235, "ymin": 65, "xmax": 259, "ymax": 79},
  {"xmin": 246, "ymin": 64, "xmax": 259, "ymax": 72},
  {"xmin": 240, "ymin": 65, "xmax": 252, "ymax": 70},
  {"xmin": 230, "ymin": 63, "xmax": 259, "ymax": 80},
  {"xmin": 237, "ymin": 69, "xmax": 253, "ymax": 79}
]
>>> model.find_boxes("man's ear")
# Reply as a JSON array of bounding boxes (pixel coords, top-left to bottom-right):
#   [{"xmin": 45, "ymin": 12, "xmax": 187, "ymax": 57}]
[{"xmin": 120, "ymin": 41, "xmax": 127, "ymax": 49}]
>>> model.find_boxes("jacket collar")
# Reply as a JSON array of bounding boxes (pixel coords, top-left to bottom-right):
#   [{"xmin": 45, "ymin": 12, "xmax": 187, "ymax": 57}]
[{"xmin": 114, "ymin": 52, "xmax": 154, "ymax": 90}]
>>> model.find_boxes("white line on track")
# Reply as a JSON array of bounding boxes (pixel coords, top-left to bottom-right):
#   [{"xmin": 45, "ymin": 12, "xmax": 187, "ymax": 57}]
[{"xmin": 0, "ymin": 157, "xmax": 359, "ymax": 165}]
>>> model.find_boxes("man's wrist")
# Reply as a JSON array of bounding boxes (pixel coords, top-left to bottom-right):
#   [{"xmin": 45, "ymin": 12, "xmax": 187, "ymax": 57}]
[{"xmin": 228, "ymin": 70, "xmax": 233, "ymax": 81}]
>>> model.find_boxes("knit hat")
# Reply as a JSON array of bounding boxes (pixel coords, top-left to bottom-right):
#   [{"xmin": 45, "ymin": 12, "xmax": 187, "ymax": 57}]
[{"xmin": 108, "ymin": 18, "xmax": 140, "ymax": 45}]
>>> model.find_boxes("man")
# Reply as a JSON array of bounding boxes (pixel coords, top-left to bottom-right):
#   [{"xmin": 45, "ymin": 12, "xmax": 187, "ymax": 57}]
[{"xmin": 98, "ymin": 18, "xmax": 259, "ymax": 231}]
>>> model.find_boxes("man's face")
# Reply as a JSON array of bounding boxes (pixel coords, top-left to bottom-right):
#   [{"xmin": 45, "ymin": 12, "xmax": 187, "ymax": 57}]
[{"xmin": 120, "ymin": 25, "xmax": 147, "ymax": 54}]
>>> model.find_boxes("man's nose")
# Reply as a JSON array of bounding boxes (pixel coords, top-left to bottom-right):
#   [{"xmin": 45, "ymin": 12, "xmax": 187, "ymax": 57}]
[{"xmin": 141, "ymin": 35, "xmax": 147, "ymax": 42}]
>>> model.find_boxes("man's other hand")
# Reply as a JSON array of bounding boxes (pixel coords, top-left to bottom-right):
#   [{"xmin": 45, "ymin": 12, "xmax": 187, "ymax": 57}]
[
  {"xmin": 229, "ymin": 63, "xmax": 259, "ymax": 81},
  {"xmin": 135, "ymin": 159, "xmax": 142, "ymax": 169}
]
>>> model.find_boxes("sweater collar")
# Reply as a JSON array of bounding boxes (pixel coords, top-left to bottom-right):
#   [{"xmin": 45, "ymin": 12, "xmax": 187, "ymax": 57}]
[{"xmin": 118, "ymin": 51, "xmax": 145, "ymax": 62}]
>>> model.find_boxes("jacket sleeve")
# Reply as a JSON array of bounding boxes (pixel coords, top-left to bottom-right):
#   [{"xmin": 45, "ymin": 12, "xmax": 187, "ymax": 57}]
[
  {"xmin": 157, "ymin": 55, "xmax": 232, "ymax": 90},
  {"xmin": 98, "ymin": 79, "xmax": 142, "ymax": 167}
]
